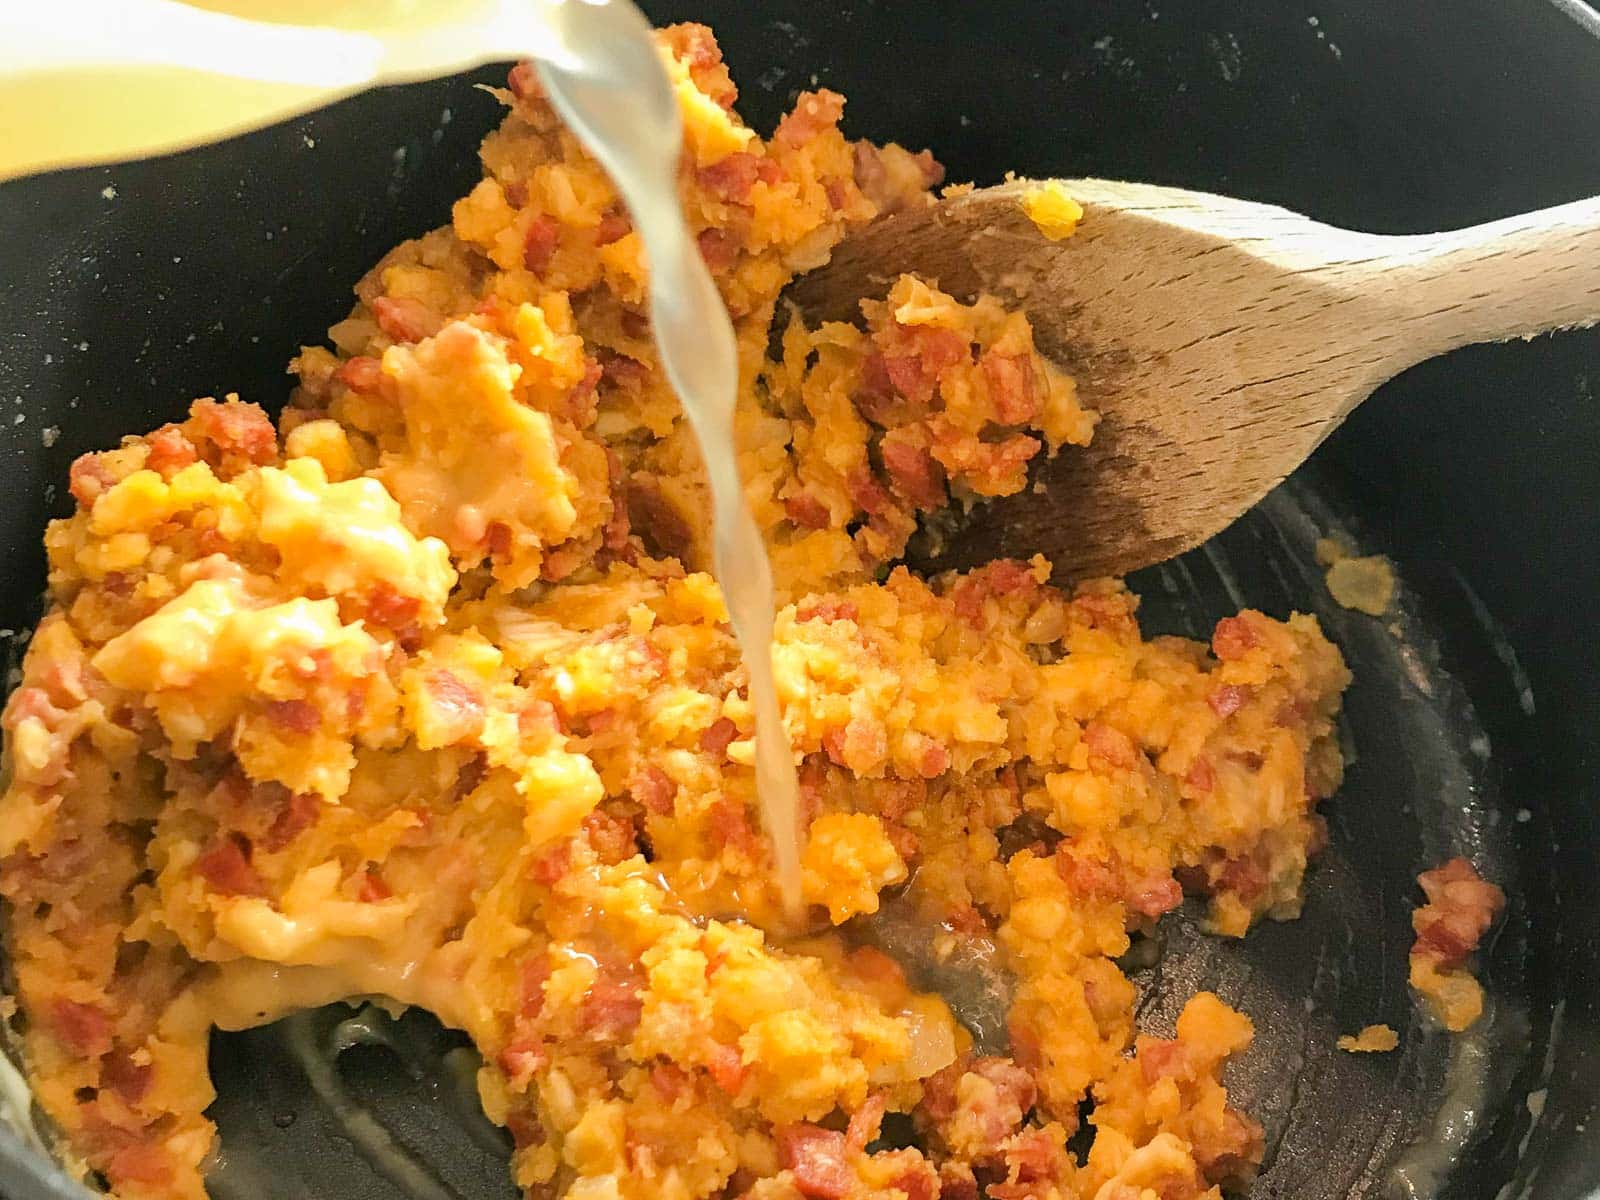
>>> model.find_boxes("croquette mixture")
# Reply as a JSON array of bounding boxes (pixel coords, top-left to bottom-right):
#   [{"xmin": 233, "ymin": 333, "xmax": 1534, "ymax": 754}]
[{"xmin": 0, "ymin": 24, "xmax": 1493, "ymax": 1200}]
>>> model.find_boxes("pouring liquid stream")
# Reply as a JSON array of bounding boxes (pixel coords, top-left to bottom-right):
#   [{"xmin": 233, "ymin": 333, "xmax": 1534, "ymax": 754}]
[{"xmin": 0, "ymin": 0, "xmax": 805, "ymax": 920}]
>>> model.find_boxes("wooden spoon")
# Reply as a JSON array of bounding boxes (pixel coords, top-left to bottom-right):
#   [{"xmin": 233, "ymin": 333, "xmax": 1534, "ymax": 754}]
[{"xmin": 788, "ymin": 179, "xmax": 1600, "ymax": 580}]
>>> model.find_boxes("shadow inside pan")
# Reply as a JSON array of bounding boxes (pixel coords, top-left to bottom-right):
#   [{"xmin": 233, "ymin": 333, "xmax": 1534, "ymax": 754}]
[{"xmin": 202, "ymin": 470, "xmax": 1541, "ymax": 1200}]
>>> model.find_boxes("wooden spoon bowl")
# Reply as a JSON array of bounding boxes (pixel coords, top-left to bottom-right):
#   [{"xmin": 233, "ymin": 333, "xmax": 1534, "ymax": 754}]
[{"xmin": 789, "ymin": 179, "xmax": 1600, "ymax": 580}]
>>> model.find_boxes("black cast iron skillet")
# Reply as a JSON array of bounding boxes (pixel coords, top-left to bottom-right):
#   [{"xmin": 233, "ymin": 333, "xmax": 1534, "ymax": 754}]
[{"xmin": 1, "ymin": 2, "xmax": 1598, "ymax": 1199}]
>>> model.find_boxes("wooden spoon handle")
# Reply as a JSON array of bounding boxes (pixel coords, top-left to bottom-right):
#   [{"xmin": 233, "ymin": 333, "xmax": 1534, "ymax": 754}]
[{"xmin": 1385, "ymin": 195, "xmax": 1600, "ymax": 356}]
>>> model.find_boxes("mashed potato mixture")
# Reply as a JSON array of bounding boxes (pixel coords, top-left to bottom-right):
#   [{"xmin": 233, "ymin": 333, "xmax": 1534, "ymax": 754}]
[{"xmin": 2, "ymin": 26, "xmax": 1364, "ymax": 1200}]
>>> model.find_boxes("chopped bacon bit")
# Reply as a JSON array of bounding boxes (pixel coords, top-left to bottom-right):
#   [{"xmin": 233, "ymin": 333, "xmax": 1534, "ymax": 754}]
[
  {"xmin": 1083, "ymin": 721, "xmax": 1137, "ymax": 770},
  {"xmin": 365, "ymin": 583, "xmax": 421, "ymax": 633},
  {"xmin": 980, "ymin": 351, "xmax": 1040, "ymax": 424},
  {"xmin": 631, "ymin": 766, "xmax": 676, "ymax": 816},
  {"xmin": 777, "ymin": 1124, "xmax": 853, "ymax": 1200},
  {"xmin": 696, "ymin": 227, "xmax": 740, "ymax": 273},
  {"xmin": 847, "ymin": 465, "xmax": 893, "ymax": 517},
  {"xmin": 523, "ymin": 214, "xmax": 561, "ymax": 273},
  {"xmin": 664, "ymin": 21, "xmax": 724, "ymax": 70},
  {"xmin": 51, "ymin": 999, "xmax": 112, "ymax": 1058},
  {"xmin": 1056, "ymin": 845, "xmax": 1122, "ymax": 900},
  {"xmin": 518, "ymin": 955, "xmax": 551, "ymax": 1018},
  {"xmin": 784, "ymin": 491, "xmax": 833, "ymax": 530},
  {"xmin": 846, "ymin": 1094, "xmax": 888, "ymax": 1152},
  {"xmin": 699, "ymin": 717, "xmax": 739, "ymax": 758},
  {"xmin": 707, "ymin": 800, "xmax": 759, "ymax": 856},
  {"xmin": 594, "ymin": 211, "xmax": 631, "ymax": 246},
  {"xmin": 1129, "ymin": 874, "xmax": 1184, "ymax": 918},
  {"xmin": 68, "ymin": 453, "xmax": 116, "ymax": 507},
  {"xmin": 194, "ymin": 834, "xmax": 267, "ymax": 897},
  {"xmin": 918, "ymin": 740, "xmax": 950, "ymax": 778},
  {"xmin": 101, "ymin": 1049, "xmax": 153, "ymax": 1104},
  {"xmin": 853, "ymin": 351, "xmax": 897, "ymax": 424},
  {"xmin": 582, "ymin": 809, "xmax": 638, "ymax": 864},
  {"xmin": 263, "ymin": 792, "xmax": 320, "ymax": 852},
  {"xmin": 879, "ymin": 323, "xmax": 969, "ymax": 407},
  {"xmin": 262, "ymin": 698, "xmax": 319, "ymax": 734},
  {"xmin": 1212, "ymin": 615, "xmax": 1261, "ymax": 661},
  {"xmin": 580, "ymin": 967, "xmax": 642, "ymax": 1041},
  {"xmin": 504, "ymin": 1110, "xmax": 545, "ymax": 1149},
  {"xmin": 913, "ymin": 149, "xmax": 946, "ymax": 187},
  {"xmin": 191, "ymin": 397, "xmax": 278, "ymax": 465},
  {"xmin": 1412, "ymin": 858, "xmax": 1505, "ymax": 969},
  {"xmin": 796, "ymin": 597, "xmax": 859, "ymax": 624},
  {"xmin": 707, "ymin": 1043, "xmax": 746, "ymax": 1095},
  {"xmin": 335, "ymin": 355, "xmax": 384, "ymax": 394},
  {"xmin": 697, "ymin": 152, "xmax": 765, "ymax": 202},
  {"xmin": 1219, "ymin": 852, "xmax": 1269, "ymax": 903},
  {"xmin": 529, "ymin": 841, "xmax": 572, "ymax": 886},
  {"xmin": 1185, "ymin": 756, "xmax": 1215, "ymax": 793},
  {"xmin": 506, "ymin": 61, "xmax": 539, "ymax": 100},
  {"xmin": 1208, "ymin": 684, "xmax": 1253, "ymax": 718},
  {"xmin": 145, "ymin": 425, "xmax": 198, "ymax": 476},
  {"xmin": 1139, "ymin": 1037, "xmax": 1193, "ymax": 1084},
  {"xmin": 372, "ymin": 296, "xmax": 438, "ymax": 344},
  {"xmin": 824, "ymin": 179, "xmax": 850, "ymax": 210},
  {"xmin": 484, "ymin": 521, "xmax": 513, "ymax": 560},
  {"xmin": 951, "ymin": 559, "xmax": 1039, "ymax": 625},
  {"xmin": 773, "ymin": 89, "xmax": 846, "ymax": 150},
  {"xmin": 497, "ymin": 1038, "xmax": 547, "ymax": 1082},
  {"xmin": 881, "ymin": 439, "xmax": 946, "ymax": 510},
  {"xmin": 354, "ymin": 871, "xmax": 392, "ymax": 903},
  {"xmin": 600, "ymin": 352, "xmax": 650, "ymax": 389}
]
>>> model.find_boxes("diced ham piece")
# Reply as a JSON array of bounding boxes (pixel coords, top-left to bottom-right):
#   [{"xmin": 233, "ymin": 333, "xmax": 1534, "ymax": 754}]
[
  {"xmin": 262, "ymin": 698, "xmax": 319, "ymax": 734},
  {"xmin": 881, "ymin": 439, "xmax": 946, "ymax": 510},
  {"xmin": 784, "ymin": 491, "xmax": 833, "ymax": 530},
  {"xmin": 191, "ymin": 398, "xmax": 277, "ymax": 465},
  {"xmin": 773, "ymin": 90, "xmax": 845, "ymax": 150},
  {"xmin": 194, "ymin": 835, "xmax": 267, "ymax": 897},
  {"xmin": 145, "ymin": 425, "xmax": 198, "ymax": 476},
  {"xmin": 51, "ymin": 999, "xmax": 112, "ymax": 1057},
  {"xmin": 336, "ymin": 355, "xmax": 384, "ymax": 394},
  {"xmin": 777, "ymin": 1124, "xmax": 853, "ymax": 1200},
  {"xmin": 262, "ymin": 792, "xmax": 321, "ymax": 852},
  {"xmin": 1208, "ymin": 684, "xmax": 1253, "ymax": 718},
  {"xmin": 517, "ymin": 216, "xmax": 560, "ymax": 276},
  {"xmin": 68, "ymin": 454, "xmax": 116, "ymax": 507},
  {"xmin": 980, "ymin": 351, "xmax": 1040, "ymax": 424},
  {"xmin": 699, "ymin": 717, "xmax": 739, "ymax": 758},
  {"xmin": 630, "ymin": 765, "xmax": 677, "ymax": 816},
  {"xmin": 1412, "ymin": 857, "xmax": 1505, "ymax": 969},
  {"xmin": 1211, "ymin": 615, "xmax": 1261, "ymax": 662}
]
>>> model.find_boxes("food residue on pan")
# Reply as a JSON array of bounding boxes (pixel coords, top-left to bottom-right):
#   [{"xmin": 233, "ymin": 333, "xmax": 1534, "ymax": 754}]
[
  {"xmin": 1315, "ymin": 536, "xmax": 1395, "ymax": 617},
  {"xmin": 0, "ymin": 22, "xmax": 1503, "ymax": 1200},
  {"xmin": 1336, "ymin": 1024, "xmax": 1399, "ymax": 1054},
  {"xmin": 1410, "ymin": 857, "xmax": 1506, "ymax": 1033}
]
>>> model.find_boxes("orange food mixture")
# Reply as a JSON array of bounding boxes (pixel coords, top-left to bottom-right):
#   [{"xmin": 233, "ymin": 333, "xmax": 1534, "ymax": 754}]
[{"xmin": 1, "ymin": 24, "xmax": 1365, "ymax": 1200}]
